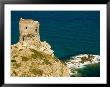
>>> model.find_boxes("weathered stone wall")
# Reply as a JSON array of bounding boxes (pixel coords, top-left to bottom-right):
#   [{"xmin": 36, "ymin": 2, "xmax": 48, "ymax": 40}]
[
  {"xmin": 19, "ymin": 18, "xmax": 40, "ymax": 43},
  {"xmin": 18, "ymin": 18, "xmax": 54, "ymax": 56}
]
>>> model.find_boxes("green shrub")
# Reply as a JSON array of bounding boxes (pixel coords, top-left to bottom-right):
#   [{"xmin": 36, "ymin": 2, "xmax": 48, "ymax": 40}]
[
  {"xmin": 30, "ymin": 49, "xmax": 44, "ymax": 59},
  {"xmin": 14, "ymin": 46, "xmax": 18, "ymax": 48},
  {"xmin": 13, "ymin": 63, "xmax": 21, "ymax": 69},
  {"xmin": 29, "ymin": 68, "xmax": 43, "ymax": 76},
  {"xmin": 19, "ymin": 49, "xmax": 23, "ymax": 51},
  {"xmin": 21, "ymin": 56, "xmax": 29, "ymax": 61},
  {"xmin": 13, "ymin": 71, "xmax": 17, "ymax": 76},
  {"xmin": 43, "ymin": 59, "xmax": 52, "ymax": 65},
  {"xmin": 13, "ymin": 55, "xmax": 18, "ymax": 58},
  {"xmin": 11, "ymin": 60, "xmax": 16, "ymax": 62}
]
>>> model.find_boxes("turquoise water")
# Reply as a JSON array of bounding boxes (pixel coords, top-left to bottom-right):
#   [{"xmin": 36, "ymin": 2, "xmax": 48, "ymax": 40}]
[
  {"xmin": 11, "ymin": 11, "xmax": 100, "ymax": 60},
  {"xmin": 71, "ymin": 63, "xmax": 100, "ymax": 77}
]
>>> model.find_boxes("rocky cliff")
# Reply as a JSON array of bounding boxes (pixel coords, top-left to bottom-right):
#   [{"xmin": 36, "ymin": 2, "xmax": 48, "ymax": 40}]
[
  {"xmin": 65, "ymin": 54, "xmax": 100, "ymax": 76},
  {"xmin": 11, "ymin": 18, "xmax": 69, "ymax": 77}
]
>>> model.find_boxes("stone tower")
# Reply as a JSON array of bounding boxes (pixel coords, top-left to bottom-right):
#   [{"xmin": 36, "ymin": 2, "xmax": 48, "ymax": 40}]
[
  {"xmin": 19, "ymin": 18, "xmax": 40, "ymax": 47},
  {"xmin": 16, "ymin": 18, "xmax": 54, "ymax": 56}
]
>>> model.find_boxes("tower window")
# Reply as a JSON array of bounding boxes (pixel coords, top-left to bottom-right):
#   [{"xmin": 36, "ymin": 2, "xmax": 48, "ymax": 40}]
[
  {"xmin": 23, "ymin": 36, "xmax": 24, "ymax": 41},
  {"xmin": 26, "ymin": 27, "xmax": 27, "ymax": 29},
  {"xmin": 35, "ymin": 29, "xmax": 37, "ymax": 32}
]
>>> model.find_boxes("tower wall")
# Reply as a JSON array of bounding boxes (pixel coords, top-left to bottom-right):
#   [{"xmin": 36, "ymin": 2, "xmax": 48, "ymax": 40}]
[
  {"xmin": 17, "ymin": 18, "xmax": 54, "ymax": 56},
  {"xmin": 19, "ymin": 18, "xmax": 40, "ymax": 42}
]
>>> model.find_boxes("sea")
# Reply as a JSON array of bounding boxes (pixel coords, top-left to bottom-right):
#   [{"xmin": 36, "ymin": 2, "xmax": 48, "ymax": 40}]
[{"xmin": 11, "ymin": 11, "xmax": 100, "ymax": 60}]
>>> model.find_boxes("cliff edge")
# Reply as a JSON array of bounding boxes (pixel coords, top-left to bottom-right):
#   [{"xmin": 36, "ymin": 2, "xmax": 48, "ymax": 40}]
[{"xmin": 11, "ymin": 18, "xmax": 69, "ymax": 77}]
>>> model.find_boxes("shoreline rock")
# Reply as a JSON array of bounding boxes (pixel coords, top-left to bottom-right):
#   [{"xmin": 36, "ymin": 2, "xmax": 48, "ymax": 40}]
[{"xmin": 65, "ymin": 54, "xmax": 100, "ymax": 76}]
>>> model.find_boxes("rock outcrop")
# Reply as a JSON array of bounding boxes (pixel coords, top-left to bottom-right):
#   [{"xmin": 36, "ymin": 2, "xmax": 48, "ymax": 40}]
[
  {"xmin": 11, "ymin": 18, "xmax": 69, "ymax": 77},
  {"xmin": 65, "ymin": 54, "xmax": 100, "ymax": 76}
]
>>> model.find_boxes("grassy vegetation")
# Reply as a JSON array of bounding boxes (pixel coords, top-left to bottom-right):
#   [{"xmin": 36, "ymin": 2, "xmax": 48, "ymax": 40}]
[
  {"xmin": 13, "ymin": 71, "xmax": 17, "ymax": 76},
  {"xmin": 26, "ymin": 34, "xmax": 34, "ymax": 38},
  {"xmin": 30, "ymin": 48, "xmax": 57, "ymax": 65},
  {"xmin": 21, "ymin": 56, "xmax": 29, "ymax": 61},
  {"xmin": 43, "ymin": 59, "xmax": 52, "ymax": 65},
  {"xmin": 29, "ymin": 68, "xmax": 43, "ymax": 76},
  {"xmin": 19, "ymin": 49, "xmax": 23, "ymax": 51},
  {"xmin": 11, "ymin": 60, "xmax": 16, "ymax": 62},
  {"xmin": 71, "ymin": 63, "xmax": 100, "ymax": 77},
  {"xmin": 14, "ymin": 46, "xmax": 18, "ymax": 48},
  {"xmin": 13, "ymin": 63, "xmax": 21, "ymax": 69},
  {"xmin": 30, "ymin": 48, "xmax": 44, "ymax": 59},
  {"xmin": 21, "ymin": 74, "xmax": 29, "ymax": 77},
  {"xmin": 13, "ymin": 55, "xmax": 18, "ymax": 58}
]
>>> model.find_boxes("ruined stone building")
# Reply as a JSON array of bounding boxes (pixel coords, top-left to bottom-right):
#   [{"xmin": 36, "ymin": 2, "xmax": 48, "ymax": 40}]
[
  {"xmin": 11, "ymin": 18, "xmax": 69, "ymax": 77},
  {"xmin": 13, "ymin": 18, "xmax": 54, "ymax": 56},
  {"xmin": 19, "ymin": 18, "xmax": 40, "ymax": 46}
]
